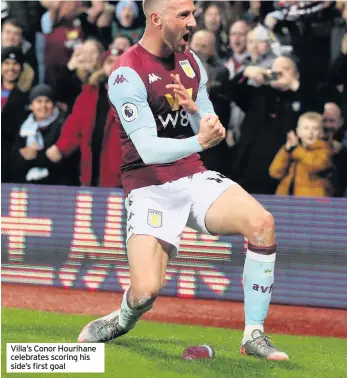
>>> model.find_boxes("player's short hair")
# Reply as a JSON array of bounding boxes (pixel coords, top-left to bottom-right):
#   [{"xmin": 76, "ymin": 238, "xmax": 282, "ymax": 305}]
[
  {"xmin": 143, "ymin": 0, "xmax": 169, "ymax": 17},
  {"xmin": 297, "ymin": 112, "xmax": 323, "ymax": 129}
]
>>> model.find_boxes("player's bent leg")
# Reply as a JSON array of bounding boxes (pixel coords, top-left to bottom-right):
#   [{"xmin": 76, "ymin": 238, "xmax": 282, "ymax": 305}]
[
  {"xmin": 204, "ymin": 183, "xmax": 275, "ymax": 243},
  {"xmin": 204, "ymin": 184, "xmax": 288, "ymax": 360},
  {"xmin": 78, "ymin": 235, "xmax": 170, "ymax": 343}
]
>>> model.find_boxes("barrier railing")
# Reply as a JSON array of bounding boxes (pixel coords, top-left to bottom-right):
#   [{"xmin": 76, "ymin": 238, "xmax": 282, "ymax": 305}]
[{"xmin": 1, "ymin": 184, "xmax": 346, "ymax": 309}]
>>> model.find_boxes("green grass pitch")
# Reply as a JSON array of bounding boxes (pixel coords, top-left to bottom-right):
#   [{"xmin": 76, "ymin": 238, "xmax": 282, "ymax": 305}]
[{"xmin": 2, "ymin": 308, "xmax": 347, "ymax": 378}]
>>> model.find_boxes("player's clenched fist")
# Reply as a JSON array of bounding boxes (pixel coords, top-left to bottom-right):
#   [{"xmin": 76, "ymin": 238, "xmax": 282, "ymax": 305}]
[{"xmin": 198, "ymin": 115, "xmax": 225, "ymax": 150}]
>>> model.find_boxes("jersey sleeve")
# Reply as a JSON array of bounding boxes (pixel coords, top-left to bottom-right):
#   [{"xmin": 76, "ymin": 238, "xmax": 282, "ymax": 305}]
[
  {"xmin": 191, "ymin": 50, "xmax": 216, "ymax": 117},
  {"xmin": 108, "ymin": 66, "xmax": 156, "ymax": 136},
  {"xmin": 188, "ymin": 51, "xmax": 216, "ymax": 134}
]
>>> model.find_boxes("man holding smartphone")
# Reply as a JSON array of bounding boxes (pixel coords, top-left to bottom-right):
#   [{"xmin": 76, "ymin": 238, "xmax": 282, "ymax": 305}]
[{"xmin": 221, "ymin": 55, "xmax": 325, "ymax": 195}]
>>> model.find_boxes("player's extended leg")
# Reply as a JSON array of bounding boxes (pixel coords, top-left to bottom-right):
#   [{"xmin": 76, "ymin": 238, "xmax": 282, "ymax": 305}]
[
  {"xmin": 118, "ymin": 235, "xmax": 170, "ymax": 331},
  {"xmin": 78, "ymin": 235, "xmax": 170, "ymax": 343},
  {"xmin": 204, "ymin": 184, "xmax": 288, "ymax": 360}
]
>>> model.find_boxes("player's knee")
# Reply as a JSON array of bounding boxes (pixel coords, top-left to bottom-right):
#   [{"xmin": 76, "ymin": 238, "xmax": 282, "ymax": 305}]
[{"xmin": 248, "ymin": 210, "xmax": 275, "ymax": 235}]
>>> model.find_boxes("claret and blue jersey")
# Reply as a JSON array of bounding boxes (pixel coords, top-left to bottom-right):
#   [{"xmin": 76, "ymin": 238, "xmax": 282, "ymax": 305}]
[{"xmin": 108, "ymin": 43, "xmax": 216, "ymax": 195}]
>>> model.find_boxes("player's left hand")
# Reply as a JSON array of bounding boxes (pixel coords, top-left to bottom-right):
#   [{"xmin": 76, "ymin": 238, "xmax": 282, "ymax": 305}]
[{"xmin": 166, "ymin": 74, "xmax": 198, "ymax": 114}]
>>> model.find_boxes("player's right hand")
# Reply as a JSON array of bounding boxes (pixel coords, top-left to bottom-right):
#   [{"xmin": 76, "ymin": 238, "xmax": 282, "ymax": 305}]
[{"xmin": 198, "ymin": 115, "xmax": 225, "ymax": 150}]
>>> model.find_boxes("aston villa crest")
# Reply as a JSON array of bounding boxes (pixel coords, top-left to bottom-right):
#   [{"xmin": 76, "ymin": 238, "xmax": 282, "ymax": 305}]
[
  {"xmin": 147, "ymin": 209, "xmax": 162, "ymax": 228},
  {"xmin": 179, "ymin": 60, "xmax": 196, "ymax": 79}
]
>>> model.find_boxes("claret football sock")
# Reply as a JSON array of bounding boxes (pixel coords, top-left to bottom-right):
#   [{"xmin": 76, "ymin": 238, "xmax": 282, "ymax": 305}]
[
  {"xmin": 118, "ymin": 286, "xmax": 155, "ymax": 330},
  {"xmin": 242, "ymin": 243, "xmax": 276, "ymax": 344}
]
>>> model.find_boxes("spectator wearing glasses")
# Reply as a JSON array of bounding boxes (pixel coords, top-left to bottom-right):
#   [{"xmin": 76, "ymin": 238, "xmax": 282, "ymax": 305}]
[{"xmin": 225, "ymin": 20, "xmax": 250, "ymax": 78}]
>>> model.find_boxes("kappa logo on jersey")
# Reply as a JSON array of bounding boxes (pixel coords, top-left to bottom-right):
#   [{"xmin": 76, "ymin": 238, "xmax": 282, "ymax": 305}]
[
  {"xmin": 113, "ymin": 74, "xmax": 128, "ymax": 85},
  {"xmin": 165, "ymin": 88, "xmax": 193, "ymax": 111},
  {"xmin": 179, "ymin": 60, "xmax": 196, "ymax": 78},
  {"xmin": 148, "ymin": 73, "xmax": 161, "ymax": 84},
  {"xmin": 147, "ymin": 209, "xmax": 162, "ymax": 228},
  {"xmin": 121, "ymin": 103, "xmax": 138, "ymax": 122}
]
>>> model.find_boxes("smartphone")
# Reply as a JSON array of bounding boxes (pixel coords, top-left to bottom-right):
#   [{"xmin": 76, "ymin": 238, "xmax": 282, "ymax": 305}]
[{"xmin": 263, "ymin": 70, "xmax": 279, "ymax": 84}]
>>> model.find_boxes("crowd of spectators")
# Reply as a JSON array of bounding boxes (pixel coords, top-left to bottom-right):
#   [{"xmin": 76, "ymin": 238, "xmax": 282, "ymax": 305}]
[{"xmin": 2, "ymin": 0, "xmax": 347, "ymax": 197}]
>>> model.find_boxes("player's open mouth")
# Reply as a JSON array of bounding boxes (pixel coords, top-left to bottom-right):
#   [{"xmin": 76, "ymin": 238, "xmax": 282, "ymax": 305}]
[{"xmin": 182, "ymin": 33, "xmax": 190, "ymax": 43}]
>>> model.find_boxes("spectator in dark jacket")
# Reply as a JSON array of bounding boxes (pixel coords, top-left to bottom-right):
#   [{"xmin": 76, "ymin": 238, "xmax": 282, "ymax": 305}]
[
  {"xmin": 242, "ymin": 0, "xmax": 274, "ymax": 25},
  {"xmin": 45, "ymin": 49, "xmax": 122, "ymax": 188},
  {"xmin": 8, "ymin": 84, "xmax": 70, "ymax": 185},
  {"xmin": 329, "ymin": 25, "xmax": 347, "ymax": 110},
  {"xmin": 265, "ymin": 1, "xmax": 340, "ymax": 86},
  {"xmin": 323, "ymin": 102, "xmax": 347, "ymax": 197},
  {"xmin": 221, "ymin": 56, "xmax": 326, "ymax": 194},
  {"xmin": 190, "ymin": 29, "xmax": 230, "ymax": 175},
  {"xmin": 1, "ymin": 46, "xmax": 35, "ymax": 182},
  {"xmin": 190, "ymin": 30, "xmax": 229, "ymax": 89}
]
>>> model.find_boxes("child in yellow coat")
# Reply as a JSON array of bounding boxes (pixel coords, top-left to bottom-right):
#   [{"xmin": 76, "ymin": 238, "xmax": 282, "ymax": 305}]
[{"xmin": 269, "ymin": 112, "xmax": 335, "ymax": 197}]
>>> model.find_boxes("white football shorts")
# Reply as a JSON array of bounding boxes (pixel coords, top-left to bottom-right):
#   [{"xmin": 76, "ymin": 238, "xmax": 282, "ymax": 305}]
[{"xmin": 124, "ymin": 171, "xmax": 236, "ymax": 257}]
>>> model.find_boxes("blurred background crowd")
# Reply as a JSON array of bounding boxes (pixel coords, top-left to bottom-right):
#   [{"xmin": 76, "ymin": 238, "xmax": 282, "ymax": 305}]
[{"xmin": 1, "ymin": 0, "xmax": 347, "ymax": 197}]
